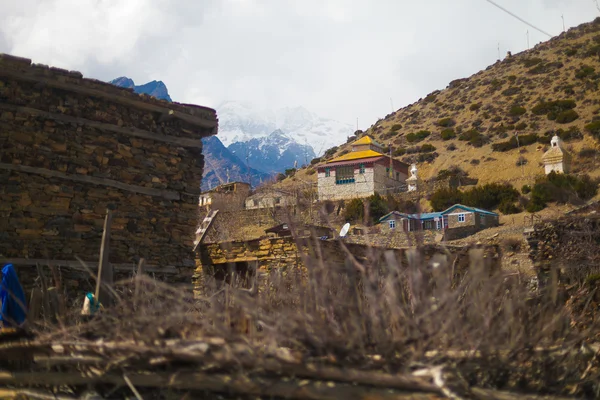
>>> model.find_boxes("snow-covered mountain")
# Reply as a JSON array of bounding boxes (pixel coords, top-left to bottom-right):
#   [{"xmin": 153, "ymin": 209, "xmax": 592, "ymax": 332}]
[
  {"xmin": 217, "ymin": 101, "xmax": 354, "ymax": 156},
  {"xmin": 228, "ymin": 130, "xmax": 316, "ymax": 174},
  {"xmin": 108, "ymin": 77, "xmax": 269, "ymax": 190}
]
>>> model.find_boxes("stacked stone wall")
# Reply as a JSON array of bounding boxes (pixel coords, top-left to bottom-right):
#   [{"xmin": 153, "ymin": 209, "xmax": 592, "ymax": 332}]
[
  {"xmin": 0, "ymin": 54, "xmax": 217, "ymax": 278},
  {"xmin": 194, "ymin": 237, "xmax": 502, "ymax": 294}
]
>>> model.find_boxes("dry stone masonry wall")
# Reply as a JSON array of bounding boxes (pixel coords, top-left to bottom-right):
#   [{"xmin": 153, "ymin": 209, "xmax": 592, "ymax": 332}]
[{"xmin": 0, "ymin": 53, "xmax": 217, "ymax": 274}]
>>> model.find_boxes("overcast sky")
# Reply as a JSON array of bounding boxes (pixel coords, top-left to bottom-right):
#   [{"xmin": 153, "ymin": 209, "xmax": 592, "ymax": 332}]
[{"xmin": 0, "ymin": 0, "xmax": 597, "ymax": 129}]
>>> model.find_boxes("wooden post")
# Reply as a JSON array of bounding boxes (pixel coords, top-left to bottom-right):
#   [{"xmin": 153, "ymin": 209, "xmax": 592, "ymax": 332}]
[
  {"xmin": 134, "ymin": 258, "xmax": 145, "ymax": 309},
  {"xmin": 95, "ymin": 208, "xmax": 114, "ymax": 308},
  {"xmin": 27, "ymin": 288, "xmax": 43, "ymax": 324}
]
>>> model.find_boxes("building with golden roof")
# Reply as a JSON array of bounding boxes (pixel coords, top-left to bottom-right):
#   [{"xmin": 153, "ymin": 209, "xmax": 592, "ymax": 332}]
[
  {"xmin": 317, "ymin": 136, "xmax": 409, "ymax": 201},
  {"xmin": 542, "ymin": 135, "xmax": 572, "ymax": 174}
]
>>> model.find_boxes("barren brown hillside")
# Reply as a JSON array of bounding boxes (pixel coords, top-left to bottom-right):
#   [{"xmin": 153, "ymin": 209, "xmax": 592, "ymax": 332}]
[{"xmin": 290, "ymin": 17, "xmax": 600, "ymax": 191}]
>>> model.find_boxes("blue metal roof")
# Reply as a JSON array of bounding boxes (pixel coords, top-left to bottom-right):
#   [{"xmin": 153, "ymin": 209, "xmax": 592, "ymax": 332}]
[
  {"xmin": 378, "ymin": 211, "xmax": 410, "ymax": 222},
  {"xmin": 441, "ymin": 204, "xmax": 499, "ymax": 217},
  {"xmin": 408, "ymin": 212, "xmax": 443, "ymax": 220},
  {"xmin": 379, "ymin": 204, "xmax": 498, "ymax": 223}
]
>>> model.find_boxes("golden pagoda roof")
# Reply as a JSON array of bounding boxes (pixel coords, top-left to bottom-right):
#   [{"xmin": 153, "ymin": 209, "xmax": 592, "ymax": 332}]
[
  {"xmin": 353, "ymin": 135, "xmax": 384, "ymax": 148},
  {"xmin": 327, "ymin": 149, "xmax": 385, "ymax": 163},
  {"xmin": 353, "ymin": 136, "xmax": 374, "ymax": 145}
]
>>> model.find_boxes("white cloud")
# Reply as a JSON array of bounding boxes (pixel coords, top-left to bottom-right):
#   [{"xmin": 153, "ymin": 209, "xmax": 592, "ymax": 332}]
[{"xmin": 0, "ymin": 0, "xmax": 597, "ymax": 130}]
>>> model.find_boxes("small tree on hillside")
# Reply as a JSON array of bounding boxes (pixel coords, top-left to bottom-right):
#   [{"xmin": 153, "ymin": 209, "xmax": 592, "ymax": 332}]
[
  {"xmin": 430, "ymin": 188, "xmax": 464, "ymax": 211},
  {"xmin": 343, "ymin": 198, "xmax": 364, "ymax": 223}
]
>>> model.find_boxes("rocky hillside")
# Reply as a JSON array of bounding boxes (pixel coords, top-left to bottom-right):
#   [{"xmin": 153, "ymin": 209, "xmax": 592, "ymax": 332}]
[{"xmin": 303, "ymin": 18, "xmax": 600, "ymax": 190}]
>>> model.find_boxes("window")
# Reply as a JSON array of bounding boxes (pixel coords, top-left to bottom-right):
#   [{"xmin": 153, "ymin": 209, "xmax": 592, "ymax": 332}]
[
  {"xmin": 396, "ymin": 172, "xmax": 399, "ymax": 180},
  {"xmin": 274, "ymin": 197, "xmax": 281, "ymax": 205},
  {"xmin": 436, "ymin": 219, "xmax": 441, "ymax": 229},
  {"xmin": 325, "ymin": 168, "xmax": 330, "ymax": 177},
  {"xmin": 359, "ymin": 164, "xmax": 365, "ymax": 174},
  {"xmin": 253, "ymin": 199, "xmax": 258, "ymax": 207},
  {"xmin": 458, "ymin": 213, "xmax": 465, "ymax": 223},
  {"xmin": 389, "ymin": 220, "xmax": 396, "ymax": 229},
  {"xmin": 336, "ymin": 166, "xmax": 355, "ymax": 184}
]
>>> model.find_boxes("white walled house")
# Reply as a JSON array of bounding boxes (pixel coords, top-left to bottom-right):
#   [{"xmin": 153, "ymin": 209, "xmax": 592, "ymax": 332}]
[
  {"xmin": 317, "ymin": 136, "xmax": 409, "ymax": 201},
  {"xmin": 542, "ymin": 135, "xmax": 572, "ymax": 174}
]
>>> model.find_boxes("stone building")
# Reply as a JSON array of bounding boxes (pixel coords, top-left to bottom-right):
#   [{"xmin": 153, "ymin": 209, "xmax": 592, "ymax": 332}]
[
  {"xmin": 0, "ymin": 53, "xmax": 217, "ymax": 274},
  {"xmin": 199, "ymin": 181, "xmax": 250, "ymax": 212},
  {"xmin": 378, "ymin": 204, "xmax": 498, "ymax": 239},
  {"xmin": 317, "ymin": 136, "xmax": 409, "ymax": 201},
  {"xmin": 542, "ymin": 135, "xmax": 572, "ymax": 174},
  {"xmin": 245, "ymin": 188, "xmax": 296, "ymax": 210}
]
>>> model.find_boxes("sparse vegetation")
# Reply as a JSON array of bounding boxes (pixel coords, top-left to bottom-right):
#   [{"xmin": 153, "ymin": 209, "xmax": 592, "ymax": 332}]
[
  {"xmin": 555, "ymin": 109, "xmax": 579, "ymax": 124},
  {"xmin": 469, "ymin": 102, "xmax": 481, "ymax": 111},
  {"xmin": 458, "ymin": 129, "xmax": 487, "ymax": 147},
  {"xmin": 393, "ymin": 147, "xmax": 406, "ymax": 157},
  {"xmin": 532, "ymin": 99, "xmax": 577, "ymax": 120},
  {"xmin": 343, "ymin": 193, "xmax": 389, "ymax": 224},
  {"xmin": 405, "ymin": 130, "xmax": 431, "ymax": 143},
  {"xmin": 284, "ymin": 168, "xmax": 296, "ymax": 177},
  {"xmin": 527, "ymin": 61, "xmax": 563, "ymax": 75},
  {"xmin": 508, "ymin": 105, "xmax": 526, "ymax": 116},
  {"xmin": 440, "ymin": 128, "xmax": 456, "ymax": 140},
  {"xmin": 430, "ymin": 187, "xmax": 464, "ymax": 211},
  {"xmin": 431, "ymin": 182, "xmax": 519, "ymax": 212},
  {"xmin": 499, "ymin": 200, "xmax": 522, "ymax": 215},
  {"xmin": 585, "ymin": 120, "xmax": 600, "ymax": 139},
  {"xmin": 437, "ymin": 117, "xmax": 456, "ymax": 127},
  {"xmin": 555, "ymin": 126, "xmax": 583, "ymax": 141},
  {"xmin": 390, "ymin": 123, "xmax": 402, "ymax": 132},
  {"xmin": 575, "ymin": 65, "xmax": 595, "ymax": 79},
  {"xmin": 323, "ymin": 146, "xmax": 339, "ymax": 158},
  {"xmin": 515, "ymin": 122, "xmax": 528, "ymax": 130},
  {"xmin": 521, "ymin": 57, "xmax": 543, "ymax": 68},
  {"xmin": 579, "ymin": 147, "xmax": 598, "ymax": 158},
  {"xmin": 492, "ymin": 133, "xmax": 539, "ymax": 152},
  {"xmin": 502, "ymin": 87, "xmax": 521, "ymax": 96},
  {"xmin": 515, "ymin": 156, "xmax": 528, "ymax": 166},
  {"xmin": 526, "ymin": 172, "xmax": 598, "ymax": 212}
]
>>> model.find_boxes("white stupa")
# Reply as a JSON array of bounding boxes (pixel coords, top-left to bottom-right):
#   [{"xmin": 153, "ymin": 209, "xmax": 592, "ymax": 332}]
[
  {"xmin": 542, "ymin": 135, "xmax": 571, "ymax": 174},
  {"xmin": 406, "ymin": 163, "xmax": 418, "ymax": 192}
]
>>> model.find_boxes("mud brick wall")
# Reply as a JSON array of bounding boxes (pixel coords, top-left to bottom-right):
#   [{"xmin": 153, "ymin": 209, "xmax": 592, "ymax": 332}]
[
  {"xmin": 528, "ymin": 216, "xmax": 600, "ymax": 284},
  {"xmin": 203, "ymin": 207, "xmax": 296, "ymax": 243},
  {"xmin": 194, "ymin": 237, "xmax": 502, "ymax": 295},
  {"xmin": 0, "ymin": 53, "xmax": 217, "ymax": 274}
]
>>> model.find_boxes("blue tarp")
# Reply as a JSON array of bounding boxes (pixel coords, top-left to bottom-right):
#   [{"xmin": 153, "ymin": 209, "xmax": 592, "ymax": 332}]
[{"xmin": 0, "ymin": 264, "xmax": 27, "ymax": 327}]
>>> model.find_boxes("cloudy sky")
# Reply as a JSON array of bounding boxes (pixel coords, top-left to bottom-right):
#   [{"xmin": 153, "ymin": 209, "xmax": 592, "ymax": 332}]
[{"xmin": 0, "ymin": 0, "xmax": 597, "ymax": 129}]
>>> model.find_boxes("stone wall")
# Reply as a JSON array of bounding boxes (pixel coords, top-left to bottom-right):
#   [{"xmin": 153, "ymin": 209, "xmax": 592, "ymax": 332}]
[
  {"xmin": 0, "ymin": 54, "xmax": 217, "ymax": 278},
  {"xmin": 194, "ymin": 237, "xmax": 502, "ymax": 294},
  {"xmin": 447, "ymin": 212, "xmax": 475, "ymax": 228},
  {"xmin": 527, "ymin": 215, "xmax": 600, "ymax": 283},
  {"xmin": 203, "ymin": 207, "xmax": 296, "ymax": 244},
  {"xmin": 317, "ymin": 166, "xmax": 376, "ymax": 201}
]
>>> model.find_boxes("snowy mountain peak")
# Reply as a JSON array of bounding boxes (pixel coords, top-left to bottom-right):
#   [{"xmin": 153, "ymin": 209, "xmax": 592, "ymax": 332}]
[
  {"xmin": 216, "ymin": 101, "xmax": 353, "ymax": 155},
  {"xmin": 228, "ymin": 129, "xmax": 316, "ymax": 175}
]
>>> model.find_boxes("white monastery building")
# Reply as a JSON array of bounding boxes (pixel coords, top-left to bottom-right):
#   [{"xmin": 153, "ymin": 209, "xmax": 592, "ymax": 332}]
[
  {"xmin": 317, "ymin": 136, "xmax": 409, "ymax": 201},
  {"xmin": 542, "ymin": 135, "xmax": 572, "ymax": 174}
]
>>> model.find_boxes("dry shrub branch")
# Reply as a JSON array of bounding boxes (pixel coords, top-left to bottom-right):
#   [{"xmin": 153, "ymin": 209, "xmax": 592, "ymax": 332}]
[{"xmin": 2, "ymin": 237, "xmax": 599, "ymax": 399}]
